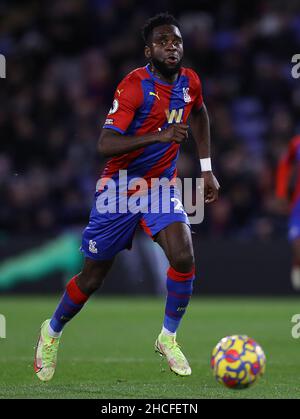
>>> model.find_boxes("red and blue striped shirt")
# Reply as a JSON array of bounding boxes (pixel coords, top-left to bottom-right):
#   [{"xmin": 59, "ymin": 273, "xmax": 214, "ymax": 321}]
[{"xmin": 101, "ymin": 64, "xmax": 203, "ymax": 186}]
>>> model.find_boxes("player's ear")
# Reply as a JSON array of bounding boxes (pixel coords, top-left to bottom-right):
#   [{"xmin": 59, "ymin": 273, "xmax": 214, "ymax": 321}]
[{"xmin": 144, "ymin": 45, "xmax": 151, "ymax": 60}]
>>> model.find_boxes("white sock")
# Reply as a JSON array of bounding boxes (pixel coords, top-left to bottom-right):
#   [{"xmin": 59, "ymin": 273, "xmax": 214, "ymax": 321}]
[
  {"xmin": 48, "ymin": 324, "xmax": 62, "ymax": 339},
  {"xmin": 161, "ymin": 326, "xmax": 176, "ymax": 337}
]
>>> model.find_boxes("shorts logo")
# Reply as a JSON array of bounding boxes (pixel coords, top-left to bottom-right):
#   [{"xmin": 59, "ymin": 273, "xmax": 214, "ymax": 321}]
[
  {"xmin": 105, "ymin": 118, "xmax": 114, "ymax": 125},
  {"xmin": 109, "ymin": 99, "xmax": 119, "ymax": 115},
  {"xmin": 89, "ymin": 240, "xmax": 98, "ymax": 254}
]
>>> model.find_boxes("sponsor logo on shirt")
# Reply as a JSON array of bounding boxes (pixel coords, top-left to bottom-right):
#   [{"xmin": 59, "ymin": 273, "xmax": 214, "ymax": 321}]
[{"xmin": 165, "ymin": 108, "xmax": 184, "ymax": 124}]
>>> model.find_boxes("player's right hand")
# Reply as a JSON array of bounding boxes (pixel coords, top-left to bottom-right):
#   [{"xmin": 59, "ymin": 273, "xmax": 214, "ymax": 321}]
[{"xmin": 158, "ymin": 123, "xmax": 189, "ymax": 144}]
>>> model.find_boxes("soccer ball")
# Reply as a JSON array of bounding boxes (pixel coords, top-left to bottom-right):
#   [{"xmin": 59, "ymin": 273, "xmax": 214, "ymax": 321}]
[{"xmin": 211, "ymin": 335, "xmax": 266, "ymax": 389}]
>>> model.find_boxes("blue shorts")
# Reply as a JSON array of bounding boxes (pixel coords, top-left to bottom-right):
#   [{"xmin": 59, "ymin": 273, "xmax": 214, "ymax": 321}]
[
  {"xmin": 288, "ymin": 199, "xmax": 300, "ymax": 241},
  {"xmin": 81, "ymin": 185, "xmax": 190, "ymax": 260}
]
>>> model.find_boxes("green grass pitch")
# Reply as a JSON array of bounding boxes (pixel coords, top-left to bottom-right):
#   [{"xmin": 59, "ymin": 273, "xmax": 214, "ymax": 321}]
[{"xmin": 0, "ymin": 296, "xmax": 300, "ymax": 399}]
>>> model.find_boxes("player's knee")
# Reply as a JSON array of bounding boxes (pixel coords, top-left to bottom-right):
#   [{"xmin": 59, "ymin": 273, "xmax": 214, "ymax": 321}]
[
  {"xmin": 170, "ymin": 251, "xmax": 195, "ymax": 273},
  {"xmin": 77, "ymin": 271, "xmax": 105, "ymax": 295},
  {"xmin": 77, "ymin": 258, "xmax": 113, "ymax": 295},
  {"xmin": 86, "ymin": 275, "xmax": 105, "ymax": 294}
]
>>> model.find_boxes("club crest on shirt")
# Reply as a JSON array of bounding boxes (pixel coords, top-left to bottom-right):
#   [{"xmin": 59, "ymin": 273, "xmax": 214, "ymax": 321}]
[
  {"xmin": 183, "ymin": 87, "xmax": 191, "ymax": 103},
  {"xmin": 109, "ymin": 99, "xmax": 119, "ymax": 115}
]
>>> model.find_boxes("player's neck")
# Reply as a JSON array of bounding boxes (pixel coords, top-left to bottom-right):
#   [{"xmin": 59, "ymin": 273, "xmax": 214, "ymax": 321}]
[{"xmin": 150, "ymin": 64, "xmax": 179, "ymax": 84}]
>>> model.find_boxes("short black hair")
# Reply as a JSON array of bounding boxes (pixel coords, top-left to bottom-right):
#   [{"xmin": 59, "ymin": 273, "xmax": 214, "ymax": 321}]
[{"xmin": 142, "ymin": 12, "xmax": 180, "ymax": 44}]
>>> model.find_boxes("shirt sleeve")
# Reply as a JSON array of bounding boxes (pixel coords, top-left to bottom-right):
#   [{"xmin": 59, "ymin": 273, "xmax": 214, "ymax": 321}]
[
  {"xmin": 190, "ymin": 70, "xmax": 203, "ymax": 111},
  {"xmin": 103, "ymin": 75, "xmax": 143, "ymax": 134}
]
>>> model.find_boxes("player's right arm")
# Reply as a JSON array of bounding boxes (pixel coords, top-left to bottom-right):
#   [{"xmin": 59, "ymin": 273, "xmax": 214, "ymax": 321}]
[
  {"xmin": 98, "ymin": 74, "xmax": 188, "ymax": 157},
  {"xmin": 99, "ymin": 125, "xmax": 189, "ymax": 157}
]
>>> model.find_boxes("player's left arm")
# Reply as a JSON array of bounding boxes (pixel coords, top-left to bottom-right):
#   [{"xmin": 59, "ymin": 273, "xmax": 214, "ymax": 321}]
[{"xmin": 189, "ymin": 103, "xmax": 220, "ymax": 204}]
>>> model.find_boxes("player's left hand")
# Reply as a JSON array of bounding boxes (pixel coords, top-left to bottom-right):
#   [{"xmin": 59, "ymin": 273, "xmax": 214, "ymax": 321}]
[{"xmin": 202, "ymin": 171, "xmax": 220, "ymax": 204}]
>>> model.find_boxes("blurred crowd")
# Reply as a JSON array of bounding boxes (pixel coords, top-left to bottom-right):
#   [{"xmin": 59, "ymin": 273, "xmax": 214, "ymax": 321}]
[{"xmin": 1, "ymin": 0, "xmax": 300, "ymax": 240}]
